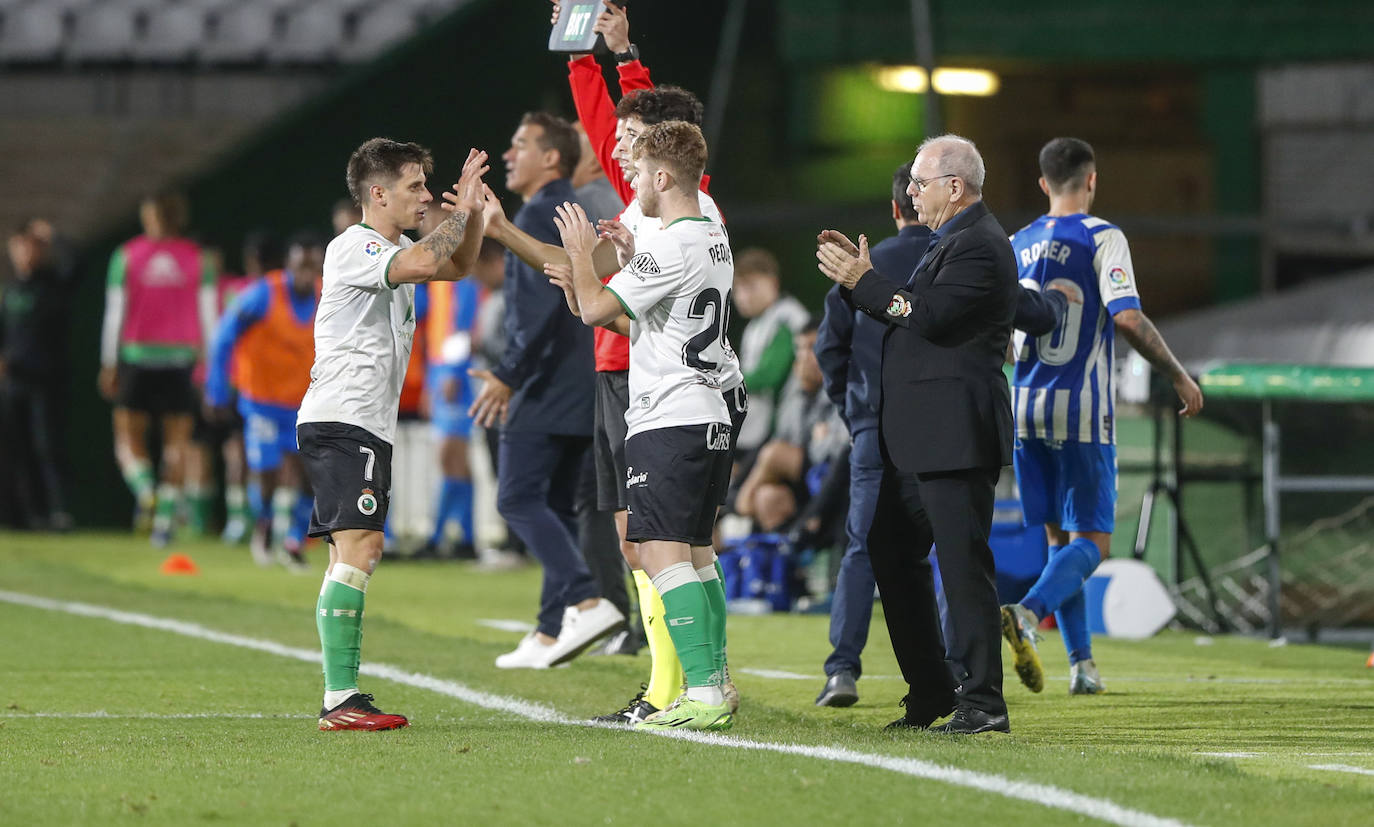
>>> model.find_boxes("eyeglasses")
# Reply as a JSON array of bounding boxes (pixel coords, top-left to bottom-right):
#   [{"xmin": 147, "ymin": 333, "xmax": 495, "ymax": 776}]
[{"xmin": 911, "ymin": 173, "xmax": 956, "ymax": 193}]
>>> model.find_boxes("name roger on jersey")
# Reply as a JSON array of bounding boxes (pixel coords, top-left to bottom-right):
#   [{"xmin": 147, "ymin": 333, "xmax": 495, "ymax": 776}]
[{"xmin": 1020, "ymin": 238, "xmax": 1073, "ymax": 267}]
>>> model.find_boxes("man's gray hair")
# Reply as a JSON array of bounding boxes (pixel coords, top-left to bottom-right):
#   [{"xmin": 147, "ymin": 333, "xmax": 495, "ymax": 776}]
[{"xmin": 916, "ymin": 134, "xmax": 985, "ymax": 196}]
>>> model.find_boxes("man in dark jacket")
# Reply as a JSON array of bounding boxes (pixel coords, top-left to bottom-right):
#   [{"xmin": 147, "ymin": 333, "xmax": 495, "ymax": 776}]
[
  {"xmin": 813, "ymin": 164, "xmax": 930, "ymax": 707},
  {"xmin": 468, "ymin": 112, "xmax": 624, "ymax": 669},
  {"xmin": 0, "ymin": 218, "xmax": 74, "ymax": 530},
  {"xmin": 817, "ymin": 134, "xmax": 1024, "ymax": 734},
  {"xmin": 814, "ymin": 161, "xmax": 1072, "ymax": 709}
]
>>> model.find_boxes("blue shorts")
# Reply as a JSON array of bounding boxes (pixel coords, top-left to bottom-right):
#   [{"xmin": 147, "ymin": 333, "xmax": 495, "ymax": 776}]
[
  {"xmin": 1013, "ymin": 438, "xmax": 1116, "ymax": 533},
  {"xmin": 239, "ymin": 399, "xmax": 301, "ymax": 473},
  {"xmin": 427, "ymin": 363, "xmax": 474, "ymax": 438}
]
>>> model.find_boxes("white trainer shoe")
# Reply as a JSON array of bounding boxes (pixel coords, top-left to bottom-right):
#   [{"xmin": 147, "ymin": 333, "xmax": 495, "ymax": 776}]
[
  {"xmin": 1069, "ymin": 658, "xmax": 1106, "ymax": 695},
  {"xmin": 544, "ymin": 599, "xmax": 626, "ymax": 667},
  {"xmin": 495, "ymin": 632, "xmax": 555, "ymax": 669}
]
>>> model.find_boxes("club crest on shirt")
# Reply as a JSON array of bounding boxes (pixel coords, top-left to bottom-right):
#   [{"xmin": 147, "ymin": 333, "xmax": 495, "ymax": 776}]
[
  {"xmin": 627, "ymin": 252, "xmax": 660, "ymax": 279},
  {"xmin": 363, "ymin": 241, "xmax": 384, "ymax": 258},
  {"xmin": 1108, "ymin": 266, "xmax": 1131, "ymax": 293},
  {"xmin": 886, "ymin": 294, "xmax": 912, "ymax": 318}
]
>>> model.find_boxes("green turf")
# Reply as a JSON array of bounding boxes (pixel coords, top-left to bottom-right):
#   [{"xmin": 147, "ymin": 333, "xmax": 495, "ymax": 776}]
[{"xmin": 2, "ymin": 531, "xmax": 1372, "ymax": 826}]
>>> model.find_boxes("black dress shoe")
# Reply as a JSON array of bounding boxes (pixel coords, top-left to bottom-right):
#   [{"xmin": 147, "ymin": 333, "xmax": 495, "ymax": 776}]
[
  {"xmin": 883, "ymin": 695, "xmax": 955, "ymax": 731},
  {"xmin": 815, "ymin": 671, "xmax": 859, "ymax": 707},
  {"xmin": 929, "ymin": 705, "xmax": 1010, "ymax": 734}
]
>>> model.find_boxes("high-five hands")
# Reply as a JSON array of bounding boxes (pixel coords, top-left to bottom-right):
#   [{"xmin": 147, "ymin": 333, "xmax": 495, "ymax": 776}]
[
  {"xmin": 816, "ymin": 230, "xmax": 872, "ymax": 289},
  {"xmin": 551, "ymin": 202, "xmax": 598, "ymax": 260},
  {"xmin": 480, "ymin": 184, "xmax": 509, "ymax": 238},
  {"xmin": 597, "ymin": 219, "xmax": 634, "ymax": 266},
  {"xmin": 442, "ymin": 149, "xmax": 489, "ymax": 217}
]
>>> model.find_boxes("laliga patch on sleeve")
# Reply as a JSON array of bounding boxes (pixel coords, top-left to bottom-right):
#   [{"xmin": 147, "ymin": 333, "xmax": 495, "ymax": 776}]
[
  {"xmin": 886, "ymin": 294, "xmax": 913, "ymax": 318},
  {"xmin": 627, "ymin": 252, "xmax": 660, "ymax": 279},
  {"xmin": 1107, "ymin": 266, "xmax": 1133, "ymax": 293},
  {"xmin": 363, "ymin": 240, "xmax": 384, "ymax": 258}
]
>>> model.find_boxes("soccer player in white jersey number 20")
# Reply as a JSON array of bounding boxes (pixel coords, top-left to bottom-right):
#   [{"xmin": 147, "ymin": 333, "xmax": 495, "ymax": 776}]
[
  {"xmin": 1000, "ymin": 137, "xmax": 1203, "ymax": 698},
  {"xmin": 550, "ymin": 121, "xmax": 736, "ymax": 732},
  {"xmin": 295, "ymin": 139, "xmax": 489, "ymax": 731}
]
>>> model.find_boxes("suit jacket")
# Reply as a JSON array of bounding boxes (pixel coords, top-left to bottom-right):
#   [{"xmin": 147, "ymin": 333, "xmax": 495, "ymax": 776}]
[
  {"xmin": 491, "ymin": 178, "xmax": 595, "ymax": 436},
  {"xmin": 849, "ymin": 201, "xmax": 1019, "ymax": 474}
]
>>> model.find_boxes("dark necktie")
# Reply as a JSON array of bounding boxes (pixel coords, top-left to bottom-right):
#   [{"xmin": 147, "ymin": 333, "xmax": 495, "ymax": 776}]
[{"xmin": 906, "ymin": 236, "xmax": 941, "ymax": 289}]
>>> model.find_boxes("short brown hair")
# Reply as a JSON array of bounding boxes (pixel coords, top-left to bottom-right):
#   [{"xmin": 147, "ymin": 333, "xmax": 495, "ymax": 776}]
[
  {"xmin": 346, "ymin": 137, "xmax": 434, "ymax": 205},
  {"xmin": 614, "ymin": 85, "xmax": 704, "ymax": 126},
  {"xmin": 631, "ymin": 120, "xmax": 707, "ymax": 192},
  {"xmin": 735, "ymin": 247, "xmax": 779, "ymax": 280},
  {"xmin": 141, "ymin": 190, "xmax": 189, "ymax": 236},
  {"xmin": 520, "ymin": 112, "xmax": 581, "ymax": 179}
]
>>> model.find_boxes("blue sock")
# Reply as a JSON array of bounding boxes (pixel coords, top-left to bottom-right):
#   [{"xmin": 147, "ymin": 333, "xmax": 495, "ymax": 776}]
[
  {"xmin": 1056, "ymin": 588, "xmax": 1093, "ymax": 664},
  {"xmin": 1021, "ymin": 537, "xmax": 1101, "ymax": 621},
  {"xmin": 246, "ymin": 482, "xmax": 267, "ymax": 521},
  {"xmin": 290, "ymin": 492, "xmax": 314, "ymax": 546},
  {"xmin": 451, "ymin": 478, "xmax": 474, "ymax": 544},
  {"xmin": 430, "ymin": 477, "xmax": 459, "ymax": 546}
]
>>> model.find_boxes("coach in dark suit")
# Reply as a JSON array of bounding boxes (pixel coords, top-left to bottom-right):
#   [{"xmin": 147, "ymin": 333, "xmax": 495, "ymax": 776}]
[{"xmin": 817, "ymin": 135, "xmax": 1020, "ymax": 734}]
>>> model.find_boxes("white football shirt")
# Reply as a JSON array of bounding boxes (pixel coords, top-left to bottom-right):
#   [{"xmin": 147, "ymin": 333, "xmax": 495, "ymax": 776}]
[
  {"xmin": 618, "ymin": 191, "xmax": 744, "ymax": 394},
  {"xmin": 606, "ymin": 216, "xmax": 737, "ymax": 439},
  {"xmin": 296, "ymin": 223, "xmax": 417, "ymax": 445}
]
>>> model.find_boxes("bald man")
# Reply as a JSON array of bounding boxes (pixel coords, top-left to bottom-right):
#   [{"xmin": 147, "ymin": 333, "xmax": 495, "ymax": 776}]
[{"xmin": 816, "ymin": 134, "xmax": 1018, "ymax": 735}]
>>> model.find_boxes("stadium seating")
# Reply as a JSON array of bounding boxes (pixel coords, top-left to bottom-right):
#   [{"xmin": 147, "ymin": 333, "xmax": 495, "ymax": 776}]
[
  {"xmin": 0, "ymin": 5, "xmax": 65, "ymax": 62},
  {"xmin": 0, "ymin": 0, "xmax": 472, "ymax": 66}
]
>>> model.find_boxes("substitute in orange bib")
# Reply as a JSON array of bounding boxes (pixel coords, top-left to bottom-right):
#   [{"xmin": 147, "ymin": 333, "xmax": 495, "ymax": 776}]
[{"xmin": 206, "ymin": 234, "xmax": 325, "ymax": 572}]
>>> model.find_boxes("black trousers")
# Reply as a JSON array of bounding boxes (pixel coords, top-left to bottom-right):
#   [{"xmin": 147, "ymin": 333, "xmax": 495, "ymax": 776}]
[
  {"xmin": 867, "ymin": 459, "xmax": 1005, "ymax": 717},
  {"xmin": 0, "ymin": 377, "xmax": 67, "ymax": 527}
]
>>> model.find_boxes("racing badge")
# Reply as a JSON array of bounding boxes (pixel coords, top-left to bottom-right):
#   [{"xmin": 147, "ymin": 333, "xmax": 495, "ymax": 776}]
[
  {"xmin": 357, "ymin": 489, "xmax": 379, "ymax": 516},
  {"xmin": 886, "ymin": 294, "xmax": 913, "ymax": 318}
]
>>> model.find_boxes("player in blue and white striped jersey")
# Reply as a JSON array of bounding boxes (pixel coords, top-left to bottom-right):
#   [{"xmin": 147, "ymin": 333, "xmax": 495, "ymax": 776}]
[{"xmin": 1002, "ymin": 137, "xmax": 1203, "ymax": 696}]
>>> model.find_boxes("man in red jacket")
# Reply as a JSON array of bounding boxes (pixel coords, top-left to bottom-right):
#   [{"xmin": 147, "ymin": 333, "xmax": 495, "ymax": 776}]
[{"xmin": 483, "ymin": 0, "xmax": 744, "ymax": 724}]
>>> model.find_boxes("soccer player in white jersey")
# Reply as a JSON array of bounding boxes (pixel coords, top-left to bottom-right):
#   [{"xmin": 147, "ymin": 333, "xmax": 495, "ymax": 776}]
[
  {"xmin": 1002, "ymin": 137, "xmax": 1203, "ymax": 696},
  {"xmin": 549, "ymin": 121, "xmax": 736, "ymax": 731},
  {"xmin": 297, "ymin": 138, "xmax": 488, "ymax": 731},
  {"xmin": 481, "ymin": 88, "xmax": 744, "ymax": 725}
]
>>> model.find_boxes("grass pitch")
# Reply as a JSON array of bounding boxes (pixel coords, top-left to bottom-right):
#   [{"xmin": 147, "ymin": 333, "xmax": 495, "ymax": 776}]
[{"xmin": 1, "ymin": 531, "xmax": 1371, "ymax": 826}]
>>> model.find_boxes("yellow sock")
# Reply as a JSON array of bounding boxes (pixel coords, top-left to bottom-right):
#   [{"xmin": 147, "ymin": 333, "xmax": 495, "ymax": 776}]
[{"xmin": 635, "ymin": 569, "xmax": 683, "ymax": 710}]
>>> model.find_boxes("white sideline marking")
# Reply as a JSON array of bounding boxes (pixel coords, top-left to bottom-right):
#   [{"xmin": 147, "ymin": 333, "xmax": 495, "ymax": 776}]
[
  {"xmin": 0, "ymin": 590, "xmax": 1190, "ymax": 827},
  {"xmin": 1, "ymin": 712, "xmax": 313, "ymax": 720},
  {"xmin": 475, "ymin": 619, "xmax": 536, "ymax": 634},
  {"xmin": 738, "ymin": 668, "xmax": 812, "ymax": 680},
  {"xmin": 1307, "ymin": 764, "xmax": 1374, "ymax": 777}
]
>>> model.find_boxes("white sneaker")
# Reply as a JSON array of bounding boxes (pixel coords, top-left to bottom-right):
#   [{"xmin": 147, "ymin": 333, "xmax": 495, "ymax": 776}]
[
  {"xmin": 494, "ymin": 632, "xmax": 555, "ymax": 669},
  {"xmin": 1069, "ymin": 659, "xmax": 1106, "ymax": 695},
  {"xmin": 544, "ymin": 599, "xmax": 626, "ymax": 667}
]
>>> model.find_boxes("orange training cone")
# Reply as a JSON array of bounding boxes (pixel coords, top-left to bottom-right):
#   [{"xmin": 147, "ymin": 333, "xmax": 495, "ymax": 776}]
[
  {"xmin": 160, "ymin": 553, "xmax": 200, "ymax": 575},
  {"xmin": 1366, "ymin": 651, "xmax": 1374, "ymax": 668}
]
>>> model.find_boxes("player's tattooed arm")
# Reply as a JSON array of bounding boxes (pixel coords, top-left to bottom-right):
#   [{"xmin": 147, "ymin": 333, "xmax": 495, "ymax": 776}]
[
  {"xmin": 434, "ymin": 149, "xmax": 490, "ymax": 280},
  {"xmin": 391, "ymin": 149, "xmax": 489, "ymax": 283},
  {"xmin": 1114, "ymin": 307, "xmax": 1204, "ymax": 416}
]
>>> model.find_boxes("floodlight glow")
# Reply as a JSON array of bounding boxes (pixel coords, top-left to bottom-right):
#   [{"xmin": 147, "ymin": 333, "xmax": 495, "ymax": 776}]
[
  {"xmin": 874, "ymin": 66, "xmax": 928, "ymax": 94},
  {"xmin": 932, "ymin": 68, "xmax": 1000, "ymax": 96},
  {"xmin": 872, "ymin": 65, "xmax": 999, "ymax": 97}
]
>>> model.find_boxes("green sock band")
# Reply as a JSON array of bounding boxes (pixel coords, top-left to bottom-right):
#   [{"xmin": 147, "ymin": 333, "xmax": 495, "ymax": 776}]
[
  {"xmin": 713, "ymin": 558, "xmax": 730, "ymax": 670},
  {"xmin": 318, "ymin": 566, "xmax": 368, "ymax": 692},
  {"xmin": 697, "ymin": 563, "xmax": 727, "ymax": 675},
  {"xmin": 653, "ymin": 563, "xmax": 719, "ymax": 689},
  {"xmin": 186, "ymin": 488, "xmax": 212, "ymax": 536},
  {"xmin": 152, "ymin": 483, "xmax": 179, "ymax": 532},
  {"xmin": 122, "ymin": 461, "xmax": 155, "ymax": 500}
]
